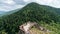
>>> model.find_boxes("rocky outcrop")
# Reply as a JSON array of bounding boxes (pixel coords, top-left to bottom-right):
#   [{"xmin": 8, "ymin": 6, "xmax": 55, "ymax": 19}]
[{"xmin": 18, "ymin": 21, "xmax": 50, "ymax": 34}]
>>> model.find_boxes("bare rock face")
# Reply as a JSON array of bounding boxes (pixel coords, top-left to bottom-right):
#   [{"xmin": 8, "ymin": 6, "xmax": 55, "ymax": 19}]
[
  {"xmin": 18, "ymin": 21, "xmax": 37, "ymax": 34},
  {"xmin": 18, "ymin": 21, "xmax": 50, "ymax": 34}
]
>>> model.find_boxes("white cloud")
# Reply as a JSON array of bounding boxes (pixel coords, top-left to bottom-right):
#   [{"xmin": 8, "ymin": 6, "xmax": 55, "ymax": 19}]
[
  {"xmin": 0, "ymin": 5, "xmax": 24, "ymax": 11},
  {"xmin": 35, "ymin": 0, "xmax": 60, "ymax": 8},
  {"xmin": 15, "ymin": 5, "xmax": 24, "ymax": 8},
  {"xmin": 2, "ymin": 0, "xmax": 16, "ymax": 5},
  {"xmin": 4, "ymin": 0, "xmax": 15, "ymax": 5},
  {"xmin": 0, "ymin": 8, "xmax": 7, "ymax": 11},
  {"xmin": 0, "ymin": 0, "xmax": 24, "ymax": 12},
  {"xmin": 23, "ymin": 0, "xmax": 35, "ymax": 3},
  {"xmin": 23, "ymin": 0, "xmax": 60, "ymax": 8},
  {"xmin": 0, "ymin": 5, "xmax": 11, "ymax": 11},
  {"xmin": 35, "ymin": 0, "xmax": 53, "ymax": 5},
  {"xmin": 23, "ymin": 0, "xmax": 30, "ymax": 2},
  {"xmin": 49, "ymin": 0, "xmax": 60, "ymax": 8},
  {"xmin": 0, "ymin": 0, "xmax": 60, "ymax": 12}
]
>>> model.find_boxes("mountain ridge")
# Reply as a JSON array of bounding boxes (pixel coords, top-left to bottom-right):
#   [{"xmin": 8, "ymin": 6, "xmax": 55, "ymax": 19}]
[
  {"xmin": 0, "ymin": 2, "xmax": 60, "ymax": 16},
  {"xmin": 0, "ymin": 2, "xmax": 60, "ymax": 34}
]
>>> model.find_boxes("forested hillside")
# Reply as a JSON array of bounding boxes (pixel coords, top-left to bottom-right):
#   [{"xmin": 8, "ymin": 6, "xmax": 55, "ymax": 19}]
[{"xmin": 0, "ymin": 2, "xmax": 60, "ymax": 34}]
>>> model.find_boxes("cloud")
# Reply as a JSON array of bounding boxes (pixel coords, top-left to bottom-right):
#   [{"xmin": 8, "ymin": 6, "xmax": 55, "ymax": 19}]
[
  {"xmin": 0, "ymin": 5, "xmax": 24, "ymax": 11},
  {"xmin": 13, "ymin": 0, "xmax": 26, "ymax": 5},
  {"xmin": 23, "ymin": 0, "xmax": 35, "ymax": 3},
  {"xmin": 49, "ymin": 0, "xmax": 60, "ymax": 8},
  {"xmin": 23, "ymin": 0, "xmax": 30, "ymax": 2},
  {"xmin": 0, "ymin": 0, "xmax": 16, "ymax": 5},
  {"xmin": 35, "ymin": 0, "xmax": 53, "ymax": 5},
  {"xmin": 23, "ymin": 0, "xmax": 60, "ymax": 8},
  {"xmin": 0, "ymin": 0, "xmax": 24, "ymax": 11},
  {"xmin": 0, "ymin": 0, "xmax": 60, "ymax": 12},
  {"xmin": 35, "ymin": 0, "xmax": 60, "ymax": 8},
  {"xmin": 4, "ymin": 0, "xmax": 15, "ymax": 5}
]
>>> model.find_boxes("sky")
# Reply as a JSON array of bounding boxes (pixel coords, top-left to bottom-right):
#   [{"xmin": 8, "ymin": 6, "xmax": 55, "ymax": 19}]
[{"xmin": 0, "ymin": 0, "xmax": 60, "ymax": 12}]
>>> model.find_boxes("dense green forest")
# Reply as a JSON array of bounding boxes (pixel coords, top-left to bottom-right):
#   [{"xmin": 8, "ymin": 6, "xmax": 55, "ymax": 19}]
[{"xmin": 0, "ymin": 2, "xmax": 60, "ymax": 34}]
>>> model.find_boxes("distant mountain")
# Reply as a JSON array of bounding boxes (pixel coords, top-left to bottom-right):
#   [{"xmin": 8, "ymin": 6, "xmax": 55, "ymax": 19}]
[
  {"xmin": 0, "ymin": 2, "xmax": 60, "ymax": 34},
  {"xmin": 0, "ymin": 11, "xmax": 6, "ymax": 16},
  {"xmin": 0, "ymin": 9, "xmax": 20, "ymax": 17},
  {"xmin": 0, "ymin": 11, "xmax": 6, "ymax": 14}
]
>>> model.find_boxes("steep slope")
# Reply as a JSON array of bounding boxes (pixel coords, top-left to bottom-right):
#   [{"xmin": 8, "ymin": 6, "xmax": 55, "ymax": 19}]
[{"xmin": 0, "ymin": 2, "xmax": 60, "ymax": 34}]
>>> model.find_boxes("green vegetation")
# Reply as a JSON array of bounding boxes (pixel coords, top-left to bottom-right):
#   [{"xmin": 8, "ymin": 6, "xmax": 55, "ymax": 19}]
[
  {"xmin": 0, "ymin": 2, "xmax": 60, "ymax": 34},
  {"xmin": 30, "ymin": 27, "xmax": 55, "ymax": 34}
]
